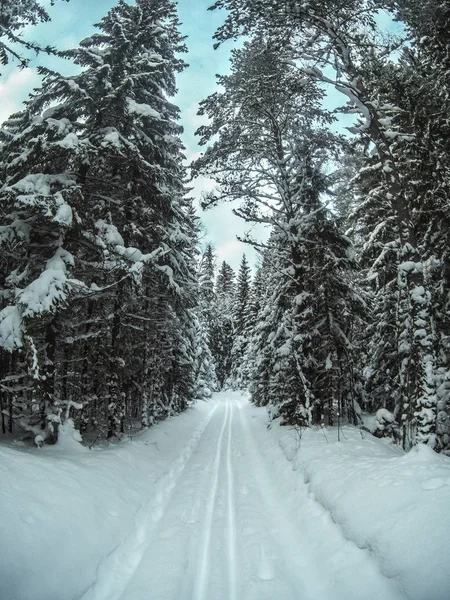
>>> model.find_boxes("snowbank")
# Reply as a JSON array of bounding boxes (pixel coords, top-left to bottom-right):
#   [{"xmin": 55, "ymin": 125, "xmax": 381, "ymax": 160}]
[
  {"xmin": 265, "ymin": 418, "xmax": 450, "ymax": 600},
  {"xmin": 0, "ymin": 402, "xmax": 213, "ymax": 600}
]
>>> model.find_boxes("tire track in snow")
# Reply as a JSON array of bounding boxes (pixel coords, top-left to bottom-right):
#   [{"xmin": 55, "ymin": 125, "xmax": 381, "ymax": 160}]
[
  {"xmin": 192, "ymin": 399, "xmax": 230, "ymax": 600},
  {"xmin": 78, "ymin": 403, "xmax": 219, "ymax": 600}
]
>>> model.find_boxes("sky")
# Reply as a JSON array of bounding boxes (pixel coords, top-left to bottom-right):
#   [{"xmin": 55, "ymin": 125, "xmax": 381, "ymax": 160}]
[
  {"xmin": 0, "ymin": 0, "xmax": 262, "ymax": 270},
  {"xmin": 0, "ymin": 2, "xmax": 400, "ymax": 271}
]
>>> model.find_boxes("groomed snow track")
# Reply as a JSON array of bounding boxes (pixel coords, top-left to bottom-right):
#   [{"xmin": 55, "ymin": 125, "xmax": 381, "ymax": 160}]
[{"xmin": 78, "ymin": 392, "xmax": 404, "ymax": 600}]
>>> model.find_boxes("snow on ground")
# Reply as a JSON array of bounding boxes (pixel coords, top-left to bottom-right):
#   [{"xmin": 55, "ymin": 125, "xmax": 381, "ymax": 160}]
[
  {"xmin": 1, "ymin": 392, "xmax": 449, "ymax": 600},
  {"xmin": 264, "ymin": 413, "xmax": 450, "ymax": 600}
]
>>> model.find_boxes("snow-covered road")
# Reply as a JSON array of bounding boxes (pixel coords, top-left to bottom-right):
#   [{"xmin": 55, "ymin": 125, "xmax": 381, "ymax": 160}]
[{"xmin": 80, "ymin": 393, "xmax": 403, "ymax": 600}]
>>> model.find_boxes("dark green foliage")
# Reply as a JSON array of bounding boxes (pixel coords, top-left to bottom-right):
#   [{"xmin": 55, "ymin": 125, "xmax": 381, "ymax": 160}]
[
  {"xmin": 202, "ymin": 0, "xmax": 450, "ymax": 450},
  {"xmin": 0, "ymin": 0, "xmax": 199, "ymax": 445},
  {"xmin": 193, "ymin": 38, "xmax": 363, "ymax": 424},
  {"xmin": 210, "ymin": 260, "xmax": 235, "ymax": 388}
]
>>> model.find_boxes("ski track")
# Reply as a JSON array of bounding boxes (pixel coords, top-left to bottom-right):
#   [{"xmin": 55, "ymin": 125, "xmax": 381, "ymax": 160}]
[
  {"xmin": 226, "ymin": 400, "xmax": 238, "ymax": 600},
  {"xmin": 82, "ymin": 394, "xmax": 404, "ymax": 600},
  {"xmin": 233, "ymin": 398, "xmax": 322, "ymax": 600},
  {"xmin": 235, "ymin": 397, "xmax": 403, "ymax": 600},
  {"xmin": 78, "ymin": 402, "xmax": 219, "ymax": 600},
  {"xmin": 192, "ymin": 399, "xmax": 229, "ymax": 600}
]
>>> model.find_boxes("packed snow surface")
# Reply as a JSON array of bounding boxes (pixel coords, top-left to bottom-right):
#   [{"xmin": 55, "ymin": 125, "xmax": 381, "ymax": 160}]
[{"xmin": 1, "ymin": 392, "xmax": 450, "ymax": 600}]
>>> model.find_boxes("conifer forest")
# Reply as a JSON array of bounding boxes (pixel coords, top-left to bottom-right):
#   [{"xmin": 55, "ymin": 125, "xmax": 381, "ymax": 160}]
[
  {"xmin": 0, "ymin": 0, "xmax": 449, "ymax": 452},
  {"xmin": 2, "ymin": 2, "xmax": 450, "ymax": 600}
]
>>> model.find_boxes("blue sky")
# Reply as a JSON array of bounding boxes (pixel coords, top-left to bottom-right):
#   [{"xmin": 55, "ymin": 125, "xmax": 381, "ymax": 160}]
[{"xmin": 0, "ymin": 0, "xmax": 260, "ymax": 270}]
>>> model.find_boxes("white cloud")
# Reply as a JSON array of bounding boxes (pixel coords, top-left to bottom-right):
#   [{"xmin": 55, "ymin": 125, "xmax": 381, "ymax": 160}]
[
  {"xmin": 198, "ymin": 199, "xmax": 267, "ymax": 271},
  {"xmin": 179, "ymin": 101, "xmax": 211, "ymax": 159},
  {"xmin": 0, "ymin": 68, "xmax": 42, "ymax": 125},
  {"xmin": 215, "ymin": 238, "xmax": 245, "ymax": 267}
]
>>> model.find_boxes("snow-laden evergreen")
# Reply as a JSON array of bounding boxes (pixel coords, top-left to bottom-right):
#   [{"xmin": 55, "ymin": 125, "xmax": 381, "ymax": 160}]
[
  {"xmin": 0, "ymin": 0, "xmax": 449, "ymax": 456},
  {"xmin": 1, "ymin": 3, "xmax": 450, "ymax": 596},
  {"xmin": 193, "ymin": 39, "xmax": 364, "ymax": 426},
  {"xmin": 203, "ymin": 0, "xmax": 450, "ymax": 451},
  {"xmin": 228, "ymin": 254, "xmax": 252, "ymax": 389},
  {"xmin": 211, "ymin": 260, "xmax": 235, "ymax": 388},
  {"xmin": 0, "ymin": 0, "xmax": 200, "ymax": 444}
]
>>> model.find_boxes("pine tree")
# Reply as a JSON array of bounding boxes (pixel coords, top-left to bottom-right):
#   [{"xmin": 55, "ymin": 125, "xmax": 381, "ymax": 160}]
[
  {"xmin": 210, "ymin": 260, "xmax": 235, "ymax": 388},
  {"xmin": 385, "ymin": 0, "xmax": 450, "ymax": 450},
  {"xmin": 0, "ymin": 0, "xmax": 198, "ymax": 444},
  {"xmin": 229, "ymin": 254, "xmax": 252, "ymax": 388},
  {"xmin": 198, "ymin": 243, "xmax": 217, "ymax": 334},
  {"xmin": 193, "ymin": 38, "xmax": 363, "ymax": 424},
  {"xmin": 346, "ymin": 42, "xmax": 450, "ymax": 449},
  {"xmin": 208, "ymin": 0, "xmax": 449, "ymax": 450},
  {"xmin": 233, "ymin": 255, "xmax": 251, "ymax": 337},
  {"xmin": 240, "ymin": 260, "xmax": 265, "ymax": 382},
  {"xmin": 192, "ymin": 315, "xmax": 218, "ymax": 400},
  {"xmin": 195, "ymin": 243, "xmax": 219, "ymax": 393}
]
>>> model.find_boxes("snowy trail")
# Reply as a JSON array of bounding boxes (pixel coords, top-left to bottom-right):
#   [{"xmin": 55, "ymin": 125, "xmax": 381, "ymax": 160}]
[
  {"xmin": 232, "ymin": 396, "xmax": 402, "ymax": 600},
  {"xmin": 78, "ymin": 403, "xmax": 221, "ymax": 600},
  {"xmin": 225, "ymin": 400, "xmax": 237, "ymax": 600},
  {"xmin": 3, "ymin": 392, "xmax": 450, "ymax": 600},
  {"xmin": 192, "ymin": 398, "xmax": 229, "ymax": 600},
  {"xmin": 90, "ymin": 393, "xmax": 404, "ymax": 600}
]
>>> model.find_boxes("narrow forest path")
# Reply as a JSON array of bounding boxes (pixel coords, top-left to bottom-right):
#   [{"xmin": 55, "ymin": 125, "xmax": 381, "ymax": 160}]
[{"xmin": 80, "ymin": 392, "xmax": 404, "ymax": 600}]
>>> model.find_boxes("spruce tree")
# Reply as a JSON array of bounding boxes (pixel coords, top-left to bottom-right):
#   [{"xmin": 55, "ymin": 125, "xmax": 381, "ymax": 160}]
[
  {"xmin": 347, "ymin": 42, "xmax": 450, "ymax": 449},
  {"xmin": 198, "ymin": 243, "xmax": 217, "ymax": 335},
  {"xmin": 229, "ymin": 254, "xmax": 252, "ymax": 389},
  {"xmin": 193, "ymin": 38, "xmax": 363, "ymax": 424},
  {"xmin": 208, "ymin": 0, "xmax": 448, "ymax": 450},
  {"xmin": 211, "ymin": 260, "xmax": 235, "ymax": 388},
  {"xmin": 0, "ymin": 0, "xmax": 198, "ymax": 444}
]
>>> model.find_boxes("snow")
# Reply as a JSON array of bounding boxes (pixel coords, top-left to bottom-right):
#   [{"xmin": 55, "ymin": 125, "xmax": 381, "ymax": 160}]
[
  {"xmin": 0, "ymin": 305, "xmax": 24, "ymax": 350},
  {"xmin": 398, "ymin": 261, "xmax": 423, "ymax": 273},
  {"xmin": 102, "ymin": 129, "xmax": 122, "ymax": 148},
  {"xmin": 376, "ymin": 407, "xmax": 395, "ymax": 424},
  {"xmin": 127, "ymin": 98, "xmax": 162, "ymax": 120},
  {"xmin": 93, "ymin": 220, "xmax": 167, "ymax": 269},
  {"xmin": 1, "ymin": 247, "xmax": 82, "ymax": 348},
  {"xmin": 54, "ymin": 132, "xmax": 81, "ymax": 149},
  {"xmin": 95, "ymin": 219, "xmax": 125, "ymax": 247},
  {"xmin": 0, "ymin": 248, "xmax": 82, "ymax": 349},
  {"xmin": 294, "ymin": 291, "xmax": 311, "ymax": 305},
  {"xmin": 52, "ymin": 192, "xmax": 73, "ymax": 225},
  {"xmin": 18, "ymin": 248, "xmax": 80, "ymax": 318},
  {"xmin": 8, "ymin": 175, "xmax": 74, "ymax": 230},
  {"xmin": 410, "ymin": 285, "xmax": 428, "ymax": 304},
  {"xmin": 66, "ymin": 79, "xmax": 83, "ymax": 93},
  {"xmin": 275, "ymin": 422, "xmax": 450, "ymax": 600},
  {"xmin": 45, "ymin": 117, "xmax": 72, "ymax": 135},
  {"xmin": 116, "ymin": 246, "xmax": 145, "ymax": 262},
  {"xmin": 1, "ymin": 392, "xmax": 449, "ymax": 600},
  {"xmin": 11, "ymin": 173, "xmax": 77, "ymax": 198},
  {"xmin": 0, "ymin": 219, "xmax": 30, "ymax": 244},
  {"xmin": 42, "ymin": 104, "xmax": 65, "ymax": 119}
]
